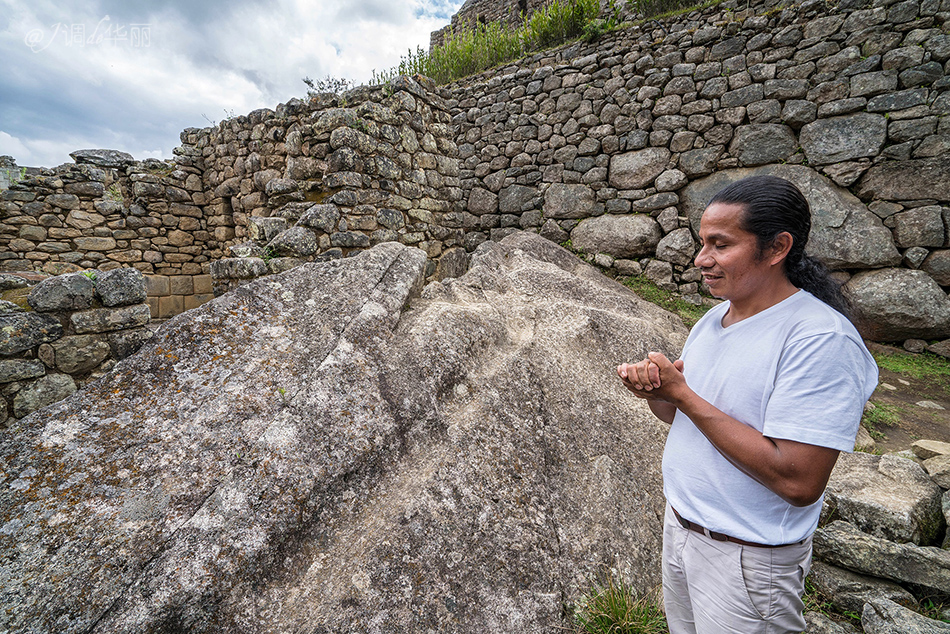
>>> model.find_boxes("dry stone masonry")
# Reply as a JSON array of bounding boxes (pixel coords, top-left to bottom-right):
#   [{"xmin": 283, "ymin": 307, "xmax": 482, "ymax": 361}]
[
  {"xmin": 1, "ymin": 0, "xmax": 949, "ymax": 346},
  {"xmin": 203, "ymin": 75, "xmax": 466, "ymax": 296},
  {"xmin": 0, "ymin": 268, "xmax": 152, "ymax": 426},
  {"xmin": 446, "ymin": 0, "xmax": 950, "ymax": 344}
]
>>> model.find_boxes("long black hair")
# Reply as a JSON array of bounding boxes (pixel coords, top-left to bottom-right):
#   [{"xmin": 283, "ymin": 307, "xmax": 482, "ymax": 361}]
[{"xmin": 708, "ymin": 175, "xmax": 853, "ymax": 319}]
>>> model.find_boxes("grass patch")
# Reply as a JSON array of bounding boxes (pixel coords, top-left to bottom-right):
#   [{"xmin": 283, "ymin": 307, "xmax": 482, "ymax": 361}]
[
  {"xmin": 873, "ymin": 349, "xmax": 950, "ymax": 382},
  {"xmin": 803, "ymin": 578, "xmax": 862, "ymax": 626},
  {"xmin": 371, "ymin": 0, "xmax": 710, "ymax": 86},
  {"xmin": 372, "ymin": 0, "xmax": 599, "ymax": 85},
  {"xmin": 571, "ymin": 573, "xmax": 668, "ymax": 634},
  {"xmin": 621, "ymin": 275, "xmax": 711, "ymax": 327},
  {"xmin": 861, "ymin": 402, "xmax": 902, "ymax": 441}
]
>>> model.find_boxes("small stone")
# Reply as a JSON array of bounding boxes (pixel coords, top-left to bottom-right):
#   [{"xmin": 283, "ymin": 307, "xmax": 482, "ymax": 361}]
[
  {"xmin": 27, "ymin": 273, "xmax": 97, "ymax": 312},
  {"xmin": 904, "ymin": 338, "xmax": 928, "ymax": 353},
  {"xmin": 917, "ymin": 401, "xmax": 945, "ymax": 410},
  {"xmin": 12, "ymin": 374, "xmax": 76, "ymax": 418},
  {"xmin": 913, "ymin": 440, "xmax": 950, "ymax": 460},
  {"xmin": 95, "ymin": 268, "xmax": 147, "ymax": 307},
  {"xmin": 0, "ymin": 360, "xmax": 46, "ymax": 383}
]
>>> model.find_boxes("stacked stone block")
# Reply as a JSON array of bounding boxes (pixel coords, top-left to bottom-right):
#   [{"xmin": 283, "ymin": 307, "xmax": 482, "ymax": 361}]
[
  {"xmin": 0, "ymin": 149, "xmax": 221, "ymax": 278},
  {"xmin": 145, "ymin": 273, "xmax": 215, "ymax": 319},
  {"xmin": 0, "ymin": 269, "xmax": 152, "ymax": 425},
  {"xmin": 445, "ymin": 0, "xmax": 950, "ymax": 338},
  {"xmin": 205, "ymin": 75, "xmax": 464, "ymax": 294}
]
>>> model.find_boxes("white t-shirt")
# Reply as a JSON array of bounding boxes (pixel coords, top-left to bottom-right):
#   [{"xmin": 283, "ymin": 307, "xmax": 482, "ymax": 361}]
[{"xmin": 662, "ymin": 290, "xmax": 879, "ymax": 545}]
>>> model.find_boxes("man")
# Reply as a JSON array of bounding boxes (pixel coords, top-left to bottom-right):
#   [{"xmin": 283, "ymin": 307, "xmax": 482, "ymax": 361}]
[{"xmin": 617, "ymin": 176, "xmax": 878, "ymax": 633}]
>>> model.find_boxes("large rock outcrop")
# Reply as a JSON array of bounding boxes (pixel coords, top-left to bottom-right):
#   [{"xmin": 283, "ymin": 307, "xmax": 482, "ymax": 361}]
[{"xmin": 0, "ymin": 234, "xmax": 686, "ymax": 633}]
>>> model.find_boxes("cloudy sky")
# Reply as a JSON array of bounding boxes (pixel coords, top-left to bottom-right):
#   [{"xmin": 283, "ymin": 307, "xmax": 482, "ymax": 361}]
[{"xmin": 0, "ymin": 0, "xmax": 464, "ymax": 168}]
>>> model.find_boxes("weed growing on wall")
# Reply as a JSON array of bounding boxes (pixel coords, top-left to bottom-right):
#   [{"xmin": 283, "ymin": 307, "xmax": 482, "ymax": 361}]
[
  {"xmin": 371, "ymin": 0, "xmax": 599, "ymax": 86},
  {"xmin": 303, "ymin": 75, "xmax": 356, "ymax": 96}
]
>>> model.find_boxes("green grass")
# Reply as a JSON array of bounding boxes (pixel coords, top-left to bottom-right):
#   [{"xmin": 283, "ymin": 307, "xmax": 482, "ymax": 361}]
[
  {"xmin": 872, "ymin": 348, "xmax": 950, "ymax": 399},
  {"xmin": 872, "ymin": 349, "xmax": 950, "ymax": 383},
  {"xmin": 571, "ymin": 573, "xmax": 668, "ymax": 634},
  {"xmin": 860, "ymin": 402, "xmax": 902, "ymax": 441},
  {"xmin": 372, "ymin": 0, "xmax": 600, "ymax": 86},
  {"xmin": 803, "ymin": 578, "xmax": 862, "ymax": 626},
  {"xmin": 621, "ymin": 275, "xmax": 711, "ymax": 327},
  {"xmin": 369, "ymin": 0, "xmax": 717, "ymax": 86}
]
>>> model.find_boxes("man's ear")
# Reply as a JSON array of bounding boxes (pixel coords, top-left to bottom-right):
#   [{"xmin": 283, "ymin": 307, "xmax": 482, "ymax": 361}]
[{"xmin": 769, "ymin": 232, "xmax": 794, "ymax": 265}]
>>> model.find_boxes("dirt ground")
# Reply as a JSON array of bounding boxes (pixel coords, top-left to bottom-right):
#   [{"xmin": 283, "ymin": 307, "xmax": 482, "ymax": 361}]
[{"xmin": 864, "ymin": 342, "xmax": 950, "ymax": 454}]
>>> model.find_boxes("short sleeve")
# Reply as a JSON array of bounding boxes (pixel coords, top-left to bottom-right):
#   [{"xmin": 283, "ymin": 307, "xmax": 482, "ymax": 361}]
[{"xmin": 762, "ymin": 332, "xmax": 878, "ymax": 452}]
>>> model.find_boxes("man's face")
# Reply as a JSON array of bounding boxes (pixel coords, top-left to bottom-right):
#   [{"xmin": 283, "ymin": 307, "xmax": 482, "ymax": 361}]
[{"xmin": 695, "ymin": 202, "xmax": 772, "ymax": 303}]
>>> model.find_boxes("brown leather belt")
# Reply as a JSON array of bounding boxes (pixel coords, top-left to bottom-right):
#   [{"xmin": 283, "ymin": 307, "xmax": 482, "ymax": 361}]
[{"xmin": 671, "ymin": 507, "xmax": 801, "ymax": 549}]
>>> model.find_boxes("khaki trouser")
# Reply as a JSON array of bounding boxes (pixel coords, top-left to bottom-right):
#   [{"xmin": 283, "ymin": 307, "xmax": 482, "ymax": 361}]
[{"xmin": 662, "ymin": 504, "xmax": 812, "ymax": 634}]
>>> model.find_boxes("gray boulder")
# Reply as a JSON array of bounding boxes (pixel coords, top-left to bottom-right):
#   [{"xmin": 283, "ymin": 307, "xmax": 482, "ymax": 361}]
[
  {"xmin": 808, "ymin": 560, "xmax": 917, "ymax": 616},
  {"xmin": 28, "ymin": 273, "xmax": 97, "ymax": 312},
  {"xmin": 571, "ymin": 214, "xmax": 663, "ymax": 259},
  {"xmin": 0, "ymin": 359, "xmax": 46, "ymax": 383},
  {"xmin": 609, "ymin": 148, "xmax": 671, "ymax": 189},
  {"xmin": 814, "ymin": 521, "xmax": 950, "ymax": 594},
  {"xmin": 862, "ymin": 598, "xmax": 950, "ymax": 633},
  {"xmin": 0, "ymin": 313, "xmax": 64, "ymax": 355},
  {"xmin": 893, "ymin": 207, "xmax": 945, "ymax": 249},
  {"xmin": 499, "ymin": 185, "xmax": 537, "ymax": 214},
  {"xmin": 70, "ymin": 305, "xmax": 151, "ymax": 335},
  {"xmin": 823, "ymin": 452, "xmax": 943, "ymax": 545},
  {"xmin": 543, "ymin": 183, "xmax": 596, "ymax": 219},
  {"xmin": 95, "ymin": 268, "xmax": 147, "ymax": 307},
  {"xmin": 48, "ymin": 335, "xmax": 112, "ymax": 374},
  {"xmin": 680, "ymin": 166, "xmax": 899, "ymax": 270},
  {"xmin": 12, "ymin": 373, "xmax": 77, "ymax": 418},
  {"xmin": 655, "ymin": 228, "xmax": 696, "ymax": 267},
  {"xmin": 210, "ymin": 258, "xmax": 269, "ymax": 280},
  {"xmin": 298, "ymin": 204, "xmax": 343, "ymax": 233},
  {"xmin": 922, "ymin": 251, "xmax": 950, "ymax": 286},
  {"xmin": 267, "ymin": 226, "xmax": 319, "ymax": 257},
  {"xmin": 0, "ymin": 235, "xmax": 686, "ymax": 633},
  {"xmin": 845, "ymin": 269, "xmax": 950, "ymax": 341},
  {"xmin": 729, "ymin": 124, "xmax": 798, "ymax": 166},
  {"xmin": 856, "ymin": 157, "xmax": 950, "ymax": 202},
  {"xmin": 800, "ymin": 114, "xmax": 887, "ymax": 165},
  {"xmin": 247, "ymin": 217, "xmax": 288, "ymax": 243},
  {"xmin": 468, "ymin": 187, "xmax": 498, "ymax": 215}
]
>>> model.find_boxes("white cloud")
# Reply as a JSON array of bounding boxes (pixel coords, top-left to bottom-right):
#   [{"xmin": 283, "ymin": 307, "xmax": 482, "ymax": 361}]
[{"xmin": 0, "ymin": 0, "xmax": 464, "ymax": 168}]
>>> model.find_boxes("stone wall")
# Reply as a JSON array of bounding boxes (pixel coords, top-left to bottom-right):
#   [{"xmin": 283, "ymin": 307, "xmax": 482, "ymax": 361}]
[
  {"xmin": 0, "ymin": 149, "xmax": 222, "ymax": 318},
  {"xmin": 0, "ymin": 269, "xmax": 152, "ymax": 426},
  {"xmin": 2, "ymin": 0, "xmax": 950, "ymax": 343},
  {"xmin": 203, "ymin": 75, "xmax": 466, "ymax": 294},
  {"xmin": 443, "ymin": 0, "xmax": 950, "ymax": 342}
]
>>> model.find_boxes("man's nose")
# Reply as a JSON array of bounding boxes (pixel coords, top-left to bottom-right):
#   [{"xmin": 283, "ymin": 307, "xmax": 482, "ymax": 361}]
[{"xmin": 695, "ymin": 245, "xmax": 711, "ymax": 268}]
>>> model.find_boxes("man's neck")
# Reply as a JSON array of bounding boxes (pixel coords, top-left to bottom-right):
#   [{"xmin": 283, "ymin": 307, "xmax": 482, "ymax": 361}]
[{"xmin": 722, "ymin": 279, "xmax": 799, "ymax": 327}]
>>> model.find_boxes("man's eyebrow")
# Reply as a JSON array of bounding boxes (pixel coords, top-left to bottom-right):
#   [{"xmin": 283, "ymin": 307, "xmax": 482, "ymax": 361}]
[{"xmin": 700, "ymin": 231, "xmax": 729, "ymax": 242}]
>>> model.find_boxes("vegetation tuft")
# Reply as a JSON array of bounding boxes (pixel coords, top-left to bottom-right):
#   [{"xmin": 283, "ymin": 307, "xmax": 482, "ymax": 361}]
[
  {"xmin": 871, "ymin": 349, "xmax": 950, "ymax": 394},
  {"xmin": 621, "ymin": 275, "xmax": 711, "ymax": 327},
  {"xmin": 860, "ymin": 402, "xmax": 902, "ymax": 441},
  {"xmin": 571, "ymin": 572, "xmax": 668, "ymax": 634}
]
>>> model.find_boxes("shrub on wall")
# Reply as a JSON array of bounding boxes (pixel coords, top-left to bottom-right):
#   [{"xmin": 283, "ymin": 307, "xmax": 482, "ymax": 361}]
[{"xmin": 372, "ymin": 0, "xmax": 600, "ymax": 86}]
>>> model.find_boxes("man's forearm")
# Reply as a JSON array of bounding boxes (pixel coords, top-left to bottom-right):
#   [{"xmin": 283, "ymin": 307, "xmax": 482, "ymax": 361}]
[{"xmin": 666, "ymin": 386, "xmax": 838, "ymax": 507}]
